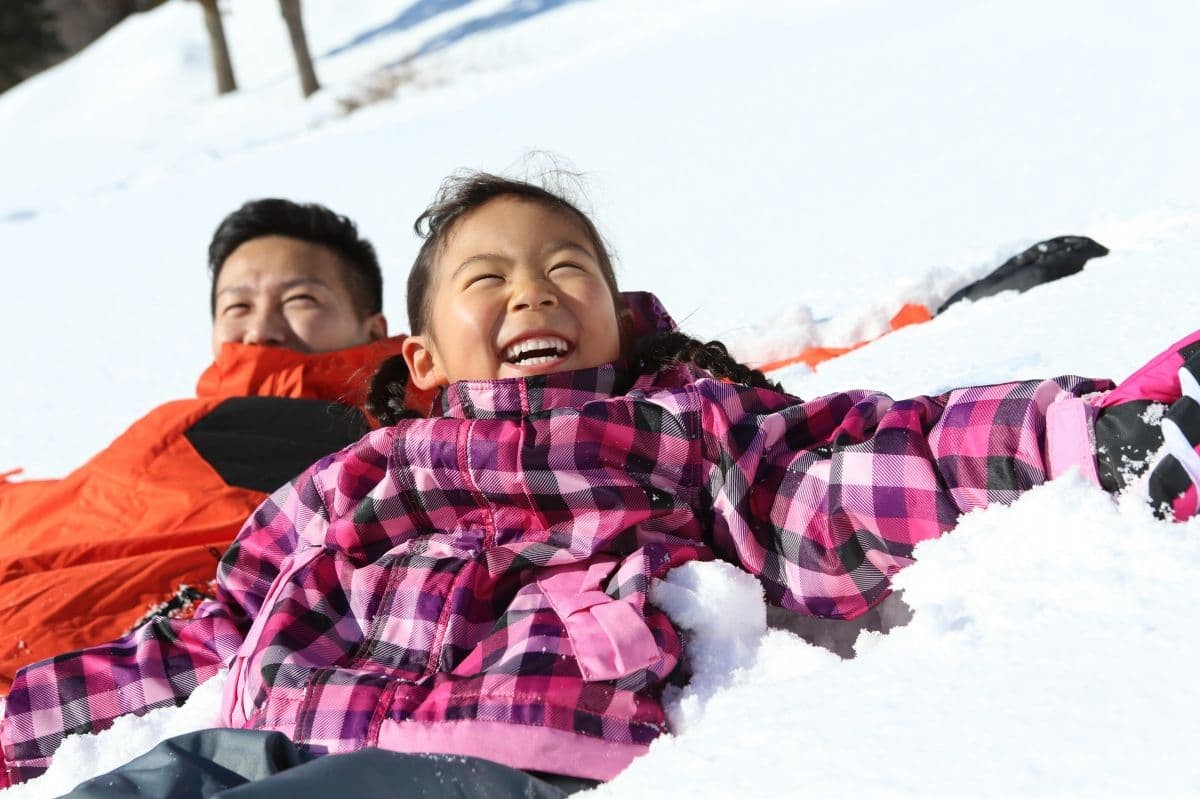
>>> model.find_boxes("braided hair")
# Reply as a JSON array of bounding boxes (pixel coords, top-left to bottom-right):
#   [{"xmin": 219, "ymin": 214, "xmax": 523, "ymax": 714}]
[{"xmin": 634, "ymin": 331, "xmax": 782, "ymax": 393}]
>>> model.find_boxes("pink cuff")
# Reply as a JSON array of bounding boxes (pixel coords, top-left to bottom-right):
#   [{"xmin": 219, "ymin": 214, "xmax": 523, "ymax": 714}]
[
  {"xmin": 1046, "ymin": 397, "xmax": 1101, "ymax": 486},
  {"xmin": 377, "ymin": 718, "xmax": 648, "ymax": 781},
  {"xmin": 1172, "ymin": 483, "xmax": 1198, "ymax": 522}
]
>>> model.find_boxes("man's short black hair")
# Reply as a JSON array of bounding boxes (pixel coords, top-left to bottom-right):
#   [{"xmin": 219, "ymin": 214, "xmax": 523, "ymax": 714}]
[{"xmin": 208, "ymin": 199, "xmax": 383, "ymax": 317}]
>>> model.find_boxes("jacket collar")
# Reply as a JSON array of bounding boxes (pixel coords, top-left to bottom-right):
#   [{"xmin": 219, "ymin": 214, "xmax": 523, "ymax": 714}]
[
  {"xmin": 439, "ymin": 365, "xmax": 631, "ymax": 419},
  {"xmin": 434, "ymin": 291, "xmax": 676, "ymax": 421},
  {"xmin": 196, "ymin": 337, "xmax": 406, "ymax": 406}
]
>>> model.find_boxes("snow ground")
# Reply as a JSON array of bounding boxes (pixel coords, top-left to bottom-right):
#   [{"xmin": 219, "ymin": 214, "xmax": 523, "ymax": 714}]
[{"xmin": 1, "ymin": 1, "xmax": 1198, "ymax": 796}]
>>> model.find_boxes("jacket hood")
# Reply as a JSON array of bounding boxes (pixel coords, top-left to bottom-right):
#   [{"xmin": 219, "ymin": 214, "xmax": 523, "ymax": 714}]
[{"xmin": 622, "ymin": 291, "xmax": 677, "ymax": 341}]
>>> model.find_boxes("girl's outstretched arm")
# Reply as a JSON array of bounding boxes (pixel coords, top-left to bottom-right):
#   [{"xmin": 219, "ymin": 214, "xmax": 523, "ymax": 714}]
[
  {"xmin": 694, "ymin": 374, "xmax": 1111, "ymax": 620},
  {"xmin": 0, "ymin": 468, "xmax": 315, "ymax": 787}
]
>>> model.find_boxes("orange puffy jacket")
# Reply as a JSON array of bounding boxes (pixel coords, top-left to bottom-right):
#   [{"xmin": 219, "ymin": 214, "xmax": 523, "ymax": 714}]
[{"xmin": 0, "ymin": 338, "xmax": 408, "ymax": 692}]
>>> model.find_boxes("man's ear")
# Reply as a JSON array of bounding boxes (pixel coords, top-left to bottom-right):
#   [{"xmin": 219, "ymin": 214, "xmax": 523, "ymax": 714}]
[
  {"xmin": 365, "ymin": 313, "xmax": 388, "ymax": 341},
  {"xmin": 402, "ymin": 334, "xmax": 447, "ymax": 391}
]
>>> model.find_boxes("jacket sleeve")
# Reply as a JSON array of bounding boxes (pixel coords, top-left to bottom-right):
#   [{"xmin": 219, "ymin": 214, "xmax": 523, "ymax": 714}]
[
  {"xmin": 695, "ymin": 375, "xmax": 1112, "ymax": 621},
  {"xmin": 0, "ymin": 468, "xmax": 314, "ymax": 787}
]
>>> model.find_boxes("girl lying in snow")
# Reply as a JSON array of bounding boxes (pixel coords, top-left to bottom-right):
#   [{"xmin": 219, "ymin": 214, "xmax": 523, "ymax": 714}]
[{"xmin": 3, "ymin": 173, "xmax": 1198, "ymax": 793}]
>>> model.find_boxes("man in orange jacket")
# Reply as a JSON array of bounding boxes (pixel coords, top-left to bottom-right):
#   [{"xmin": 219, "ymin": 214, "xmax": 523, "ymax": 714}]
[{"xmin": 0, "ymin": 199, "xmax": 404, "ymax": 691}]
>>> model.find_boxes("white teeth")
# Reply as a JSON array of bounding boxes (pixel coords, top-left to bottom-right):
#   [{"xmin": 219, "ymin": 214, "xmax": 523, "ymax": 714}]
[
  {"xmin": 504, "ymin": 336, "xmax": 570, "ymax": 363},
  {"xmin": 515, "ymin": 354, "xmax": 560, "ymax": 366}
]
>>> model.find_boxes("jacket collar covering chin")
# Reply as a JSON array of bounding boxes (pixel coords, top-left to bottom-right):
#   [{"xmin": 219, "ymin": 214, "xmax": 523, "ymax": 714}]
[{"xmin": 196, "ymin": 337, "xmax": 407, "ymax": 408}]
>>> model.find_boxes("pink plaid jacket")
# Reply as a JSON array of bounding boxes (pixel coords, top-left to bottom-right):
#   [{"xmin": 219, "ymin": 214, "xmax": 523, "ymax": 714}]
[{"xmin": 0, "ymin": 294, "xmax": 1111, "ymax": 785}]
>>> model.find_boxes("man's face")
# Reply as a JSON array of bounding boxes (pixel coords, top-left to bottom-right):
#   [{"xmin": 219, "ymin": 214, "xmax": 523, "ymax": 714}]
[{"xmin": 211, "ymin": 235, "xmax": 387, "ymax": 358}]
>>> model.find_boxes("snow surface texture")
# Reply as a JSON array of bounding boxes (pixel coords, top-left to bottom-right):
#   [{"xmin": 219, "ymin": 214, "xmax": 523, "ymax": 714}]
[{"xmin": 1, "ymin": 0, "xmax": 1198, "ymax": 796}]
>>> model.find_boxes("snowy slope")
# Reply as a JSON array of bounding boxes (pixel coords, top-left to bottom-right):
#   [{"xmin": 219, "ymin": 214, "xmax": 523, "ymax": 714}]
[{"xmin": 2, "ymin": 1, "xmax": 1199, "ymax": 796}]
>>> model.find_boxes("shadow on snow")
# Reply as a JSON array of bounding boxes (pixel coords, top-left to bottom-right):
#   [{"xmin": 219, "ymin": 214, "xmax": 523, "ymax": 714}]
[{"xmin": 322, "ymin": 0, "xmax": 588, "ymax": 64}]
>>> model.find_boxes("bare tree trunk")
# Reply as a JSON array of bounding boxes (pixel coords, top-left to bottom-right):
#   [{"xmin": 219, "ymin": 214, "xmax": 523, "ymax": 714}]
[
  {"xmin": 279, "ymin": 0, "xmax": 319, "ymax": 98},
  {"xmin": 197, "ymin": 0, "xmax": 236, "ymax": 95}
]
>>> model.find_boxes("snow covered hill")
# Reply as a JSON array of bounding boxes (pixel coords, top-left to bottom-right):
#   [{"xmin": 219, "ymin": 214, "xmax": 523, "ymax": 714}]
[{"xmin": 1, "ymin": 1, "xmax": 1198, "ymax": 796}]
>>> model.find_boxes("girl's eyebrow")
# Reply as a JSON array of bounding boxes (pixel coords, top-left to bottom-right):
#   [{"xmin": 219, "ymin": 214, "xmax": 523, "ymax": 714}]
[
  {"xmin": 452, "ymin": 241, "xmax": 598, "ymax": 277},
  {"xmin": 542, "ymin": 240, "xmax": 596, "ymax": 259},
  {"xmin": 452, "ymin": 253, "xmax": 507, "ymax": 277}
]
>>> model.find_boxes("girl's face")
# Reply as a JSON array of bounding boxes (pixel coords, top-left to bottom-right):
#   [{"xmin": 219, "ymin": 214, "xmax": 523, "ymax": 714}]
[{"xmin": 402, "ymin": 196, "xmax": 624, "ymax": 390}]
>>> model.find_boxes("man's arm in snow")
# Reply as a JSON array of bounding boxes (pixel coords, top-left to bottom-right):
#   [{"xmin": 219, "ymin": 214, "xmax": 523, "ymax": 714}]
[{"xmin": 695, "ymin": 375, "xmax": 1111, "ymax": 620}]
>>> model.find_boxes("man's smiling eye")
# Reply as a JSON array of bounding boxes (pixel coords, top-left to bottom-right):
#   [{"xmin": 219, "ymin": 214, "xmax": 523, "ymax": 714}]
[
  {"xmin": 220, "ymin": 302, "xmax": 250, "ymax": 316},
  {"xmin": 284, "ymin": 294, "xmax": 319, "ymax": 306}
]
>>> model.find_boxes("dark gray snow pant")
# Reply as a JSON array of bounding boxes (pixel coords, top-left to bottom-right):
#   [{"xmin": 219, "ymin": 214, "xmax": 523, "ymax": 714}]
[{"xmin": 57, "ymin": 729, "xmax": 598, "ymax": 799}]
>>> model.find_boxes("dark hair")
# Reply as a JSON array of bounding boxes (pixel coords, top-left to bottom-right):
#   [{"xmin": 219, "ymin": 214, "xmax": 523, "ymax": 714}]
[
  {"xmin": 634, "ymin": 332, "xmax": 782, "ymax": 394},
  {"xmin": 208, "ymin": 198, "xmax": 383, "ymax": 318},
  {"xmin": 367, "ymin": 172, "xmax": 780, "ymax": 425},
  {"xmin": 405, "ymin": 171, "xmax": 621, "ymax": 336}
]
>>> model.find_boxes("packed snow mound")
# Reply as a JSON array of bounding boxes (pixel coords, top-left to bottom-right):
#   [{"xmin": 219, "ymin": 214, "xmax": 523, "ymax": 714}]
[{"xmin": 650, "ymin": 560, "xmax": 769, "ymax": 732}]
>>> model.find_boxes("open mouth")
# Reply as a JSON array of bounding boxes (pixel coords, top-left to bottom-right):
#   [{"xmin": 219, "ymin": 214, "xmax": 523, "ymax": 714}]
[{"xmin": 504, "ymin": 336, "xmax": 572, "ymax": 366}]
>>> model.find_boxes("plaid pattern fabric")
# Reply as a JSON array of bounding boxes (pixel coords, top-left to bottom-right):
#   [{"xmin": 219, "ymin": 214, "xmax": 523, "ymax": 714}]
[
  {"xmin": 698, "ymin": 375, "xmax": 1110, "ymax": 618},
  {"xmin": 0, "ymin": 350, "xmax": 1112, "ymax": 784}
]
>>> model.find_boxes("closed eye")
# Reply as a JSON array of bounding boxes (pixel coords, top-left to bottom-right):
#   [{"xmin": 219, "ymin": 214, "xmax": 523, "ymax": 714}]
[
  {"xmin": 284, "ymin": 293, "xmax": 320, "ymax": 306},
  {"xmin": 549, "ymin": 262, "xmax": 585, "ymax": 275},
  {"xmin": 219, "ymin": 302, "xmax": 250, "ymax": 316},
  {"xmin": 465, "ymin": 273, "xmax": 503, "ymax": 287}
]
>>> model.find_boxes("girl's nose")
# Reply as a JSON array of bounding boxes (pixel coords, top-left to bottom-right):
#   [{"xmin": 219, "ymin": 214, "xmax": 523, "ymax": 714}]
[{"xmin": 509, "ymin": 276, "xmax": 558, "ymax": 312}]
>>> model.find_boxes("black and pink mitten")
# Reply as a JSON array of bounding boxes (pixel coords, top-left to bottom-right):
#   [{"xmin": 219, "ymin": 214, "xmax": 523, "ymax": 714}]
[{"xmin": 1094, "ymin": 331, "xmax": 1200, "ymax": 520}]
